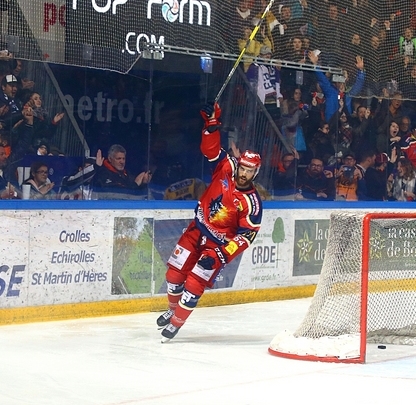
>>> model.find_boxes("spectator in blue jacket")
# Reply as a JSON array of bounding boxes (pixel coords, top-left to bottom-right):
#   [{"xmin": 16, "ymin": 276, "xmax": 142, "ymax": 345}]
[{"xmin": 308, "ymin": 52, "xmax": 365, "ymax": 123}]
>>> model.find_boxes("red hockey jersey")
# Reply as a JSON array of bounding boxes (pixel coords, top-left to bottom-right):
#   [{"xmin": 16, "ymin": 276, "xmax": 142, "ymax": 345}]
[
  {"xmin": 401, "ymin": 138, "xmax": 416, "ymax": 167},
  {"xmin": 194, "ymin": 126, "xmax": 263, "ymax": 261}
]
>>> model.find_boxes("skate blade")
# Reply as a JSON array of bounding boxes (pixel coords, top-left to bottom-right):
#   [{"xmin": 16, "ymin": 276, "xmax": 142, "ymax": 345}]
[{"xmin": 161, "ymin": 336, "xmax": 172, "ymax": 343}]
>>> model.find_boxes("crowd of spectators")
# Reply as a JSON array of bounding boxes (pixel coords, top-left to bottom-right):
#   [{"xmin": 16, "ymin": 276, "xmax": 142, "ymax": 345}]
[
  {"xmin": 0, "ymin": 60, "xmax": 206, "ymax": 201},
  {"xmin": 228, "ymin": 0, "xmax": 416, "ymax": 201},
  {"xmin": 4, "ymin": 1, "xmax": 416, "ymax": 201},
  {"xmin": 0, "ymin": 54, "xmax": 76, "ymax": 200},
  {"xmin": 226, "ymin": 0, "xmax": 414, "ymax": 85},
  {"xmin": 0, "ymin": 54, "xmax": 209, "ymax": 201},
  {"xmin": 268, "ymin": 84, "xmax": 416, "ymax": 201}
]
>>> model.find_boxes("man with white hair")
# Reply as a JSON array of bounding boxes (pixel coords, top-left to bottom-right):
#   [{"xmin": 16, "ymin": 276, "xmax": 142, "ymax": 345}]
[{"xmin": 93, "ymin": 144, "xmax": 152, "ymax": 199}]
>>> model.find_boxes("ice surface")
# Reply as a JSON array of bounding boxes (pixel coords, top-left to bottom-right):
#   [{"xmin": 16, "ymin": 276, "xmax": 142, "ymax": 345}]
[{"xmin": 1, "ymin": 297, "xmax": 415, "ymax": 405}]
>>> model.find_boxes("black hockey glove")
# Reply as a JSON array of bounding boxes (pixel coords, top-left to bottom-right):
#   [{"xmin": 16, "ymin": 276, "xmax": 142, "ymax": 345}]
[
  {"xmin": 200, "ymin": 102, "xmax": 221, "ymax": 133},
  {"xmin": 198, "ymin": 247, "xmax": 227, "ymax": 271}
]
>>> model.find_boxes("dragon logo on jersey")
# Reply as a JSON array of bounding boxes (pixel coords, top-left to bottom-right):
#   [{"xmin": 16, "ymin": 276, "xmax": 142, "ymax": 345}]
[{"xmin": 208, "ymin": 194, "xmax": 229, "ymax": 224}]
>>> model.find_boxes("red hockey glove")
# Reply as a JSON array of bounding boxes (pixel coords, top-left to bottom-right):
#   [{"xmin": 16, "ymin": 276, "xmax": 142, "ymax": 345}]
[
  {"xmin": 200, "ymin": 102, "xmax": 221, "ymax": 133},
  {"xmin": 198, "ymin": 247, "xmax": 227, "ymax": 271}
]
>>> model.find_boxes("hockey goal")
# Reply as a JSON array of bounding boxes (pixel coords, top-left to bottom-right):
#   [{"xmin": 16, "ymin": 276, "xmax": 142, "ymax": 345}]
[{"xmin": 269, "ymin": 212, "xmax": 416, "ymax": 363}]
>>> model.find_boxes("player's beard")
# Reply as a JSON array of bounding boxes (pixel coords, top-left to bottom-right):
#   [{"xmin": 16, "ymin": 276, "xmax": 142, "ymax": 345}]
[{"xmin": 236, "ymin": 173, "xmax": 252, "ymax": 189}]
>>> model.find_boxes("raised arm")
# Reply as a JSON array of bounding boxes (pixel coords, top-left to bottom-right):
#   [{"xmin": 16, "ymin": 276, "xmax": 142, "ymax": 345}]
[{"xmin": 200, "ymin": 102, "xmax": 223, "ymax": 161}]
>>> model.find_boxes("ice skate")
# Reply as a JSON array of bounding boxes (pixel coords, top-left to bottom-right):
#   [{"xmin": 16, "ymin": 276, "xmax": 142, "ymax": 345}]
[
  {"xmin": 161, "ymin": 323, "xmax": 180, "ymax": 343},
  {"xmin": 156, "ymin": 309, "xmax": 174, "ymax": 329}
]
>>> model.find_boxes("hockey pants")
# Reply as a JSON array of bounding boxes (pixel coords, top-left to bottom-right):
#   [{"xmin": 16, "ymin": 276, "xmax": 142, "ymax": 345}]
[{"xmin": 165, "ymin": 220, "xmax": 224, "ymax": 328}]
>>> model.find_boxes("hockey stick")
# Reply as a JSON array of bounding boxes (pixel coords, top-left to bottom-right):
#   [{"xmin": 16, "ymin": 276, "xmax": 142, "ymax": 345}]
[{"xmin": 214, "ymin": 0, "xmax": 276, "ymax": 103}]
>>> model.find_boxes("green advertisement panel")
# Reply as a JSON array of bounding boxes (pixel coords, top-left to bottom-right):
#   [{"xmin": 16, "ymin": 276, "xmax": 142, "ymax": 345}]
[{"xmin": 293, "ymin": 219, "xmax": 330, "ymax": 277}]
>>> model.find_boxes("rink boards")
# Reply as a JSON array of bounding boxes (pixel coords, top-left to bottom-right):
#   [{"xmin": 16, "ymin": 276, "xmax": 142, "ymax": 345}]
[{"xmin": 0, "ymin": 201, "xmax": 414, "ymax": 324}]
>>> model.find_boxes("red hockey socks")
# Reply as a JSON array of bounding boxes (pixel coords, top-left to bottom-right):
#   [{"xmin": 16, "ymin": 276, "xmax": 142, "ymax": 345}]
[
  {"xmin": 166, "ymin": 281, "xmax": 184, "ymax": 312},
  {"xmin": 171, "ymin": 289, "xmax": 201, "ymax": 328}
]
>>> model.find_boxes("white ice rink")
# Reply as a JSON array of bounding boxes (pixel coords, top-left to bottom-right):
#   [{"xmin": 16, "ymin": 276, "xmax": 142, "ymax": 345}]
[{"xmin": 1, "ymin": 297, "xmax": 416, "ymax": 405}]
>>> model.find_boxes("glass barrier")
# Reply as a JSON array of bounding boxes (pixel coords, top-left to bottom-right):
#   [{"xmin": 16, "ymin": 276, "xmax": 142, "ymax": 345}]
[{"xmin": 0, "ymin": 52, "xmax": 414, "ymax": 203}]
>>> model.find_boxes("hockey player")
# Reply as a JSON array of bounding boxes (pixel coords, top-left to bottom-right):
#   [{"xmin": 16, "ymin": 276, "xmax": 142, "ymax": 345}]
[{"xmin": 157, "ymin": 102, "xmax": 263, "ymax": 342}]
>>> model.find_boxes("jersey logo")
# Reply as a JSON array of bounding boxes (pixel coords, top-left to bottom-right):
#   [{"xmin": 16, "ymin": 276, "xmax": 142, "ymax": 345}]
[
  {"xmin": 233, "ymin": 197, "xmax": 243, "ymax": 211},
  {"xmin": 208, "ymin": 194, "xmax": 229, "ymax": 224},
  {"xmin": 221, "ymin": 177, "xmax": 229, "ymax": 191},
  {"xmin": 243, "ymin": 151, "xmax": 258, "ymax": 159},
  {"xmin": 209, "ymin": 194, "xmax": 223, "ymax": 219},
  {"xmin": 224, "ymin": 241, "xmax": 238, "ymax": 256}
]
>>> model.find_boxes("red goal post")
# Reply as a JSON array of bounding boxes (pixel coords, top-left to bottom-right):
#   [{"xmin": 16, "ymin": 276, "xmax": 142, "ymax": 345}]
[{"xmin": 269, "ymin": 212, "xmax": 416, "ymax": 364}]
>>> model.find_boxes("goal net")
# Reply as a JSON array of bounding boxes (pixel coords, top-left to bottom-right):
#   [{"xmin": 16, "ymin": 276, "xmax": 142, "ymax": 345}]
[
  {"xmin": 269, "ymin": 212, "xmax": 416, "ymax": 364},
  {"xmin": 0, "ymin": 0, "xmax": 414, "ymax": 97}
]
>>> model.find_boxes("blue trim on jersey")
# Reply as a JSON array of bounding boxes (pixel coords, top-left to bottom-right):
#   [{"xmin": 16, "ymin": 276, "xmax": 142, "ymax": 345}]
[{"xmin": 194, "ymin": 217, "xmax": 226, "ymax": 245}]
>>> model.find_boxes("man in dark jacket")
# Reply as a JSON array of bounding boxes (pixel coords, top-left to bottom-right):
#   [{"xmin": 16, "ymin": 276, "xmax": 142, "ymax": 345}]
[
  {"xmin": 294, "ymin": 157, "xmax": 335, "ymax": 201},
  {"xmin": 357, "ymin": 150, "xmax": 388, "ymax": 201},
  {"xmin": 93, "ymin": 144, "xmax": 152, "ymax": 199},
  {"xmin": 0, "ymin": 74, "xmax": 23, "ymax": 130}
]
